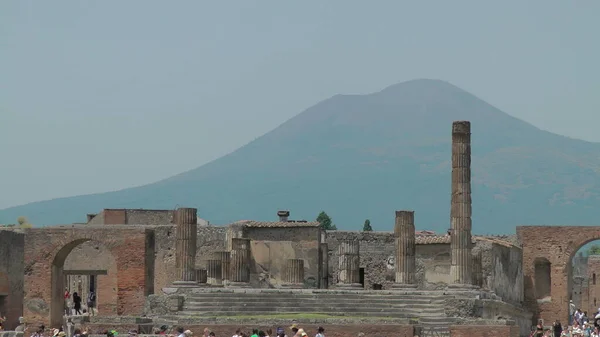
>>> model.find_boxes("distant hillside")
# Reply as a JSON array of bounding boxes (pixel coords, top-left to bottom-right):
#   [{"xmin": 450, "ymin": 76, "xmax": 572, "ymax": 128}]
[{"xmin": 2, "ymin": 79, "xmax": 600, "ymax": 234}]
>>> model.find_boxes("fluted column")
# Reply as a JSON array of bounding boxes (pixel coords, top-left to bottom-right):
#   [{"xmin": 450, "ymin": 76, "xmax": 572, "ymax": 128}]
[
  {"xmin": 393, "ymin": 210, "xmax": 417, "ymax": 288},
  {"xmin": 229, "ymin": 238, "xmax": 251, "ymax": 287},
  {"xmin": 472, "ymin": 250, "xmax": 483, "ymax": 288},
  {"xmin": 206, "ymin": 260, "xmax": 223, "ymax": 286},
  {"xmin": 282, "ymin": 259, "xmax": 305, "ymax": 288},
  {"xmin": 321, "ymin": 242, "xmax": 329, "ymax": 289},
  {"xmin": 336, "ymin": 240, "xmax": 362, "ymax": 289},
  {"xmin": 196, "ymin": 268, "xmax": 207, "ymax": 285},
  {"xmin": 214, "ymin": 251, "xmax": 231, "ymax": 285},
  {"xmin": 174, "ymin": 207, "xmax": 198, "ymax": 285},
  {"xmin": 450, "ymin": 121, "xmax": 474, "ymax": 287}
]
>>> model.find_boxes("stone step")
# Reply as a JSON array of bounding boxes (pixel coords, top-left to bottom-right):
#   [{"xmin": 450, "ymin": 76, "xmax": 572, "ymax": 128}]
[
  {"xmin": 176, "ymin": 311, "xmax": 425, "ymax": 318},
  {"xmin": 186, "ymin": 295, "xmax": 447, "ymax": 303},
  {"xmin": 181, "ymin": 306, "xmax": 444, "ymax": 316},
  {"xmin": 183, "ymin": 303, "xmax": 445, "ymax": 312},
  {"xmin": 185, "ymin": 299, "xmax": 446, "ymax": 306},
  {"xmin": 187, "ymin": 292, "xmax": 448, "ymax": 299}
]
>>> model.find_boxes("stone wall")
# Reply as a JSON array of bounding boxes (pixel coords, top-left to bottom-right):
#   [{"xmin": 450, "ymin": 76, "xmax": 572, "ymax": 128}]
[
  {"xmin": 326, "ymin": 231, "xmax": 457, "ymax": 290},
  {"xmin": 244, "ymin": 226, "xmax": 321, "ymax": 288},
  {"xmin": 0, "ymin": 230, "xmax": 24, "ymax": 330},
  {"xmin": 476, "ymin": 241, "xmax": 524, "ymax": 305}
]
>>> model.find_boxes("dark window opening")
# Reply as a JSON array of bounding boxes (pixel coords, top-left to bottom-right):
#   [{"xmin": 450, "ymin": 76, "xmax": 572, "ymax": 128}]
[
  {"xmin": 534, "ymin": 258, "xmax": 552, "ymax": 299},
  {"xmin": 372, "ymin": 283, "xmax": 382, "ymax": 290},
  {"xmin": 89, "ymin": 275, "xmax": 96, "ymax": 292},
  {"xmin": 359, "ymin": 268, "xmax": 365, "ymax": 287}
]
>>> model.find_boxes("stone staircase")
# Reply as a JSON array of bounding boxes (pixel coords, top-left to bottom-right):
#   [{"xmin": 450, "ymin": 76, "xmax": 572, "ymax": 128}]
[{"xmin": 175, "ymin": 290, "xmax": 456, "ymax": 334}]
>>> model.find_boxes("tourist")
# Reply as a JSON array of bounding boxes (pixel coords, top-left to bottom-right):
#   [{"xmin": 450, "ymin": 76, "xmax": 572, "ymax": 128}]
[
  {"xmin": 30, "ymin": 325, "xmax": 45, "ymax": 337},
  {"xmin": 73, "ymin": 292, "xmax": 82, "ymax": 315},
  {"xmin": 232, "ymin": 328, "xmax": 241, "ymax": 337},
  {"xmin": 553, "ymin": 320, "xmax": 563, "ymax": 337},
  {"xmin": 289, "ymin": 325, "xmax": 298, "ymax": 337},
  {"xmin": 296, "ymin": 329, "xmax": 307, "ymax": 337},
  {"xmin": 258, "ymin": 331, "xmax": 266, "ymax": 337},
  {"xmin": 158, "ymin": 326, "xmax": 169, "ymax": 335},
  {"xmin": 250, "ymin": 329, "xmax": 258, "ymax": 337},
  {"xmin": 185, "ymin": 330, "xmax": 193, "ymax": 337},
  {"xmin": 208, "ymin": 333, "xmax": 215, "ymax": 337},
  {"xmin": 315, "ymin": 327, "xmax": 324, "ymax": 337},
  {"xmin": 275, "ymin": 327, "xmax": 285, "ymax": 337},
  {"xmin": 64, "ymin": 288, "xmax": 71, "ymax": 315},
  {"xmin": 175, "ymin": 327, "xmax": 185, "ymax": 337},
  {"xmin": 87, "ymin": 291, "xmax": 96, "ymax": 316},
  {"xmin": 534, "ymin": 320, "xmax": 544, "ymax": 337}
]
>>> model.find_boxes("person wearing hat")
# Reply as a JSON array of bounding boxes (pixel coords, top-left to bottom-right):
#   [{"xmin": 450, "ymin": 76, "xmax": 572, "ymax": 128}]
[
  {"xmin": 184, "ymin": 330, "xmax": 193, "ymax": 337},
  {"xmin": 289, "ymin": 325, "xmax": 299, "ymax": 337},
  {"xmin": 315, "ymin": 327, "xmax": 324, "ymax": 337}
]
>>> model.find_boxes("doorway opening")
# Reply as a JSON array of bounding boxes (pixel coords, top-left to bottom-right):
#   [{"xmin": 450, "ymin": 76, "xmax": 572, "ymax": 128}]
[{"xmin": 359, "ymin": 268, "xmax": 365, "ymax": 287}]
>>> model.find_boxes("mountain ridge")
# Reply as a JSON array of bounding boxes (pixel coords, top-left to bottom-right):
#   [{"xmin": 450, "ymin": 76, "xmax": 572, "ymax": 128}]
[{"xmin": 2, "ymin": 79, "xmax": 600, "ymax": 233}]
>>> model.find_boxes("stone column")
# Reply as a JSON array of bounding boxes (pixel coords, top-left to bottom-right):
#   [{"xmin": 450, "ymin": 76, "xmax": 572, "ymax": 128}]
[
  {"xmin": 230, "ymin": 238, "xmax": 251, "ymax": 287},
  {"xmin": 472, "ymin": 250, "xmax": 483, "ymax": 288},
  {"xmin": 174, "ymin": 207, "xmax": 198, "ymax": 285},
  {"xmin": 196, "ymin": 268, "xmax": 207, "ymax": 285},
  {"xmin": 214, "ymin": 251, "xmax": 231, "ymax": 285},
  {"xmin": 393, "ymin": 210, "xmax": 417, "ymax": 288},
  {"xmin": 282, "ymin": 259, "xmax": 305, "ymax": 288},
  {"xmin": 336, "ymin": 240, "xmax": 362, "ymax": 289},
  {"xmin": 449, "ymin": 121, "xmax": 474, "ymax": 287},
  {"xmin": 321, "ymin": 242, "xmax": 329, "ymax": 289},
  {"xmin": 206, "ymin": 260, "xmax": 223, "ymax": 286}
]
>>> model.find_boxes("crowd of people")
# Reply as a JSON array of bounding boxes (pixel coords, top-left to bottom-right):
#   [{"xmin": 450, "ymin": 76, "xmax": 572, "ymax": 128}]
[{"xmin": 531, "ymin": 307, "xmax": 600, "ymax": 336}]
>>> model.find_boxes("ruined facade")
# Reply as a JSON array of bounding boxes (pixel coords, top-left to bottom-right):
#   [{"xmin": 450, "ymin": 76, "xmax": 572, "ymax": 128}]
[{"xmin": 3, "ymin": 120, "xmax": 586, "ymax": 337}]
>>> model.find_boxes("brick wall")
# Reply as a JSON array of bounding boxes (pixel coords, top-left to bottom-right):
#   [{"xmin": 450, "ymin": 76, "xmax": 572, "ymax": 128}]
[
  {"xmin": 103, "ymin": 210, "xmax": 126, "ymax": 225},
  {"xmin": 23, "ymin": 226, "xmax": 150, "ymax": 326},
  {"xmin": 0, "ymin": 230, "xmax": 24, "ymax": 330}
]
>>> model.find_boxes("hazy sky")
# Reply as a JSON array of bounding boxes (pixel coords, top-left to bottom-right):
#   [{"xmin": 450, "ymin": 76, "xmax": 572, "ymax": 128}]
[{"xmin": 1, "ymin": 1, "xmax": 598, "ymax": 209}]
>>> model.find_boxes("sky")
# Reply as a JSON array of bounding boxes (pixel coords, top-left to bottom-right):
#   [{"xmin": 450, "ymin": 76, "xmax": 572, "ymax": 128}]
[{"xmin": 1, "ymin": 1, "xmax": 599, "ymax": 209}]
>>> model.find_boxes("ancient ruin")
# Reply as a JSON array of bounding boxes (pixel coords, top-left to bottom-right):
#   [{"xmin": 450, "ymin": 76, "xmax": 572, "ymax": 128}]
[{"xmin": 1, "ymin": 120, "xmax": 590, "ymax": 337}]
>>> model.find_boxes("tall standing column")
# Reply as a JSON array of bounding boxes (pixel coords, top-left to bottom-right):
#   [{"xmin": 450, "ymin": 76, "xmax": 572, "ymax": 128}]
[
  {"xmin": 336, "ymin": 240, "xmax": 362, "ymax": 289},
  {"xmin": 282, "ymin": 259, "xmax": 305, "ymax": 288},
  {"xmin": 206, "ymin": 259, "xmax": 223, "ymax": 286},
  {"xmin": 214, "ymin": 251, "xmax": 231, "ymax": 285},
  {"xmin": 449, "ymin": 121, "xmax": 474, "ymax": 287},
  {"xmin": 393, "ymin": 210, "xmax": 417, "ymax": 288},
  {"xmin": 229, "ymin": 238, "xmax": 251, "ymax": 287},
  {"xmin": 174, "ymin": 207, "xmax": 198, "ymax": 285}
]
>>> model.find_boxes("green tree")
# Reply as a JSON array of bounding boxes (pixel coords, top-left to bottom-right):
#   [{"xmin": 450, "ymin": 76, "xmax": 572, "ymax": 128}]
[
  {"xmin": 363, "ymin": 219, "xmax": 373, "ymax": 231},
  {"xmin": 316, "ymin": 211, "xmax": 337, "ymax": 230},
  {"xmin": 16, "ymin": 216, "xmax": 33, "ymax": 228},
  {"xmin": 588, "ymin": 245, "xmax": 600, "ymax": 256}
]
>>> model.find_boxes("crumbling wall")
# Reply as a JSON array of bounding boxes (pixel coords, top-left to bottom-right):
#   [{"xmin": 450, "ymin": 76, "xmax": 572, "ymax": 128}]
[
  {"xmin": 244, "ymin": 226, "xmax": 320, "ymax": 288},
  {"xmin": 476, "ymin": 241, "xmax": 524, "ymax": 305},
  {"xmin": 0, "ymin": 230, "xmax": 24, "ymax": 330}
]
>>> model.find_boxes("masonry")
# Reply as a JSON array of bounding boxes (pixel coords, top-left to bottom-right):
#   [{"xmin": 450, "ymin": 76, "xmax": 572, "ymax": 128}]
[{"xmin": 0, "ymin": 229, "xmax": 24, "ymax": 330}]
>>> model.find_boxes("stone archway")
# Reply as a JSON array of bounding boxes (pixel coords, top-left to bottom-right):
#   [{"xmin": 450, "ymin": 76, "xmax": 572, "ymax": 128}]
[
  {"xmin": 518, "ymin": 226, "xmax": 600, "ymax": 324},
  {"xmin": 23, "ymin": 226, "xmax": 153, "ymax": 327}
]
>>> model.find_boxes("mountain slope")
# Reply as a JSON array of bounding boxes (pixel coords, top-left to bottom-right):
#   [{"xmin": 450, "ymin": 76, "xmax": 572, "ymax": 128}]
[{"xmin": 2, "ymin": 79, "xmax": 600, "ymax": 234}]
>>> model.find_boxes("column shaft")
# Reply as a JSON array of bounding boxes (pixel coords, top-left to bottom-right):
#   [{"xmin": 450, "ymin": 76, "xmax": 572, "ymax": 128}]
[
  {"xmin": 175, "ymin": 208, "xmax": 198, "ymax": 283},
  {"xmin": 450, "ymin": 121, "xmax": 474, "ymax": 286},
  {"xmin": 206, "ymin": 260, "xmax": 222, "ymax": 286},
  {"xmin": 283, "ymin": 259, "xmax": 305, "ymax": 286},
  {"xmin": 321, "ymin": 243, "xmax": 329, "ymax": 289},
  {"xmin": 472, "ymin": 251, "xmax": 483, "ymax": 288},
  {"xmin": 214, "ymin": 251, "xmax": 231, "ymax": 284},
  {"xmin": 230, "ymin": 238, "xmax": 251, "ymax": 284},
  {"xmin": 196, "ymin": 268, "xmax": 207, "ymax": 284},
  {"xmin": 337, "ymin": 240, "xmax": 361, "ymax": 287},
  {"xmin": 394, "ymin": 210, "xmax": 417, "ymax": 286}
]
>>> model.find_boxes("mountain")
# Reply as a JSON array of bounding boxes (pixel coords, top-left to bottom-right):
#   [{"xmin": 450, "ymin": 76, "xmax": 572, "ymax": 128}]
[{"xmin": 2, "ymin": 79, "xmax": 600, "ymax": 234}]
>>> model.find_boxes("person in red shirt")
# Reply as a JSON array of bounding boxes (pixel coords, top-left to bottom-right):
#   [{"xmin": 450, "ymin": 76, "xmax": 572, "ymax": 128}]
[{"xmin": 64, "ymin": 288, "xmax": 71, "ymax": 315}]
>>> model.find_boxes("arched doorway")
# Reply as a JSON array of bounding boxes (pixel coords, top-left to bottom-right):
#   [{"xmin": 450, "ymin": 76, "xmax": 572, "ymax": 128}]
[
  {"xmin": 62, "ymin": 240, "xmax": 117, "ymax": 318},
  {"xmin": 519, "ymin": 226, "xmax": 600, "ymax": 324},
  {"xmin": 23, "ymin": 226, "xmax": 152, "ymax": 327}
]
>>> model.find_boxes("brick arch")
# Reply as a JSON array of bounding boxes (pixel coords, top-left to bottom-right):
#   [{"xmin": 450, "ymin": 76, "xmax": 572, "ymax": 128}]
[
  {"xmin": 24, "ymin": 226, "xmax": 152, "ymax": 327},
  {"xmin": 518, "ymin": 226, "xmax": 600, "ymax": 325}
]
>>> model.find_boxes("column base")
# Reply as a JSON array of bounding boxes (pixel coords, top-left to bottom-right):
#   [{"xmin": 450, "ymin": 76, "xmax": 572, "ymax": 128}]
[
  {"xmin": 335, "ymin": 283, "xmax": 363, "ymax": 290},
  {"xmin": 281, "ymin": 283, "xmax": 304, "ymax": 289},
  {"xmin": 390, "ymin": 283, "xmax": 418, "ymax": 290},
  {"xmin": 227, "ymin": 281, "xmax": 252, "ymax": 288}
]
